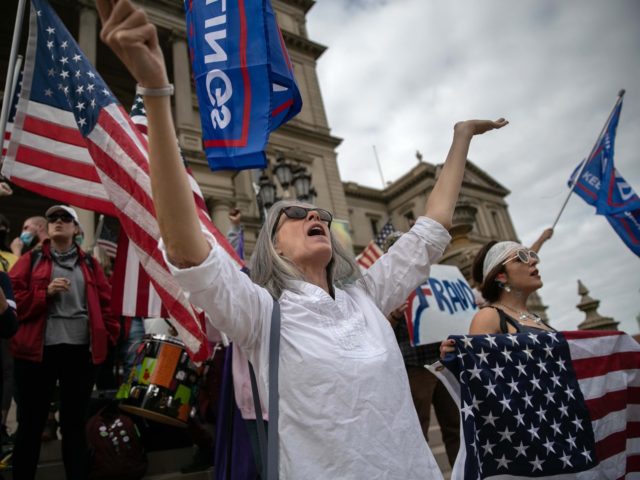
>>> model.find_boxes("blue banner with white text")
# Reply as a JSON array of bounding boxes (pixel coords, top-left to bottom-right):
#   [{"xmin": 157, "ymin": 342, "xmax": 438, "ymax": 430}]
[
  {"xmin": 568, "ymin": 98, "xmax": 640, "ymax": 256},
  {"xmin": 605, "ymin": 209, "xmax": 640, "ymax": 256},
  {"xmin": 184, "ymin": 0, "xmax": 302, "ymax": 171}
]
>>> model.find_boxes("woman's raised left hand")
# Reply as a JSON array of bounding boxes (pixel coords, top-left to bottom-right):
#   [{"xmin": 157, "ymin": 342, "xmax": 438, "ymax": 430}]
[{"xmin": 454, "ymin": 118, "xmax": 509, "ymax": 137}]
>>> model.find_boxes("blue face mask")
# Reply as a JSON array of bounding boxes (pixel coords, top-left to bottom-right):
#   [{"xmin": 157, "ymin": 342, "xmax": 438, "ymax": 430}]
[
  {"xmin": 74, "ymin": 234, "xmax": 84, "ymax": 246},
  {"xmin": 19, "ymin": 231, "xmax": 34, "ymax": 246}
]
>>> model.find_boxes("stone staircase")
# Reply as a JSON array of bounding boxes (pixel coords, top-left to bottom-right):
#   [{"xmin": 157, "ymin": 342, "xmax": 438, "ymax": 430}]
[
  {"xmin": 0, "ymin": 403, "xmax": 453, "ymax": 479},
  {"xmin": 1, "ymin": 441, "xmax": 212, "ymax": 480}
]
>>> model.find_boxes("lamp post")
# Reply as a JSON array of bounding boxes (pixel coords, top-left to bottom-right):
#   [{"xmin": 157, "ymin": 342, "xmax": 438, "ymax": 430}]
[
  {"xmin": 273, "ymin": 154, "xmax": 293, "ymax": 190},
  {"xmin": 292, "ymin": 165, "xmax": 312, "ymax": 201},
  {"xmin": 257, "ymin": 171, "xmax": 276, "ymax": 210},
  {"xmin": 256, "ymin": 154, "xmax": 316, "ymax": 219}
]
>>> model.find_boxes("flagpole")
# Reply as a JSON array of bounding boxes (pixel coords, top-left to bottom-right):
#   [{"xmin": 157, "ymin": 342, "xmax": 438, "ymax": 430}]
[
  {"xmin": 92, "ymin": 214, "xmax": 105, "ymax": 251},
  {"xmin": 3, "ymin": 55, "xmax": 24, "ymax": 135},
  {"xmin": 550, "ymin": 89, "xmax": 626, "ymax": 229},
  {"xmin": 372, "ymin": 145, "xmax": 386, "ymax": 188},
  {"xmin": 0, "ymin": 0, "xmax": 28, "ymax": 162}
]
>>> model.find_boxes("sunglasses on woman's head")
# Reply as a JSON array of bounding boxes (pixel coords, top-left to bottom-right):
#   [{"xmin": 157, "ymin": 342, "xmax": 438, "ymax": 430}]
[
  {"xmin": 47, "ymin": 214, "xmax": 74, "ymax": 224},
  {"xmin": 271, "ymin": 206, "xmax": 333, "ymax": 238},
  {"xmin": 502, "ymin": 249, "xmax": 540, "ymax": 265}
]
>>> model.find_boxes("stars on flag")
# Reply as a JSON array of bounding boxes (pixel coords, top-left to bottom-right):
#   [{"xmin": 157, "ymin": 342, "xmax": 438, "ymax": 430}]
[
  {"xmin": 543, "ymin": 388, "xmax": 556, "ymax": 404},
  {"xmin": 443, "ymin": 331, "xmax": 597, "ymax": 477},
  {"xmin": 498, "ymin": 394, "xmax": 512, "ymax": 412},
  {"xmin": 559, "ymin": 451, "xmax": 573, "ymax": 468},
  {"xmin": 32, "ymin": 16, "xmax": 115, "ymax": 136},
  {"xmin": 481, "ymin": 411, "xmax": 498, "ymax": 427},
  {"xmin": 501, "ymin": 346, "xmax": 514, "ymax": 362},
  {"xmin": 513, "ymin": 441, "xmax": 527, "ymax": 458},
  {"xmin": 495, "ymin": 454, "xmax": 511, "ymax": 469}
]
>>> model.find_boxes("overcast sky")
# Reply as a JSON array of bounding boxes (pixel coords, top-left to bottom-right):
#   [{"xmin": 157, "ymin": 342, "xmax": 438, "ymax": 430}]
[{"xmin": 307, "ymin": 0, "xmax": 640, "ymax": 334}]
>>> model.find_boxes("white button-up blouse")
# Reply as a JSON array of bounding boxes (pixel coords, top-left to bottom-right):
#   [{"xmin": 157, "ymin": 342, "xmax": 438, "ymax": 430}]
[{"xmin": 163, "ymin": 216, "xmax": 450, "ymax": 479}]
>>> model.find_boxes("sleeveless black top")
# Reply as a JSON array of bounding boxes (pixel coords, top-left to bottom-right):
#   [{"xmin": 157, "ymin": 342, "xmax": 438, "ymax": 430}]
[{"xmin": 489, "ymin": 306, "xmax": 557, "ymax": 334}]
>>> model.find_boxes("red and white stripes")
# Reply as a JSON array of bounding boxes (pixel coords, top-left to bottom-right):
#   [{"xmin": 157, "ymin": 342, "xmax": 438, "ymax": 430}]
[{"xmin": 356, "ymin": 240, "xmax": 383, "ymax": 269}]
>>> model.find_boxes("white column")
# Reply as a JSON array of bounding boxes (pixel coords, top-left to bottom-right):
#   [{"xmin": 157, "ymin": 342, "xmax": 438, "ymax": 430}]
[
  {"xmin": 171, "ymin": 33, "xmax": 194, "ymax": 128},
  {"xmin": 210, "ymin": 200, "xmax": 231, "ymax": 235},
  {"xmin": 76, "ymin": 6, "xmax": 99, "ymax": 247}
]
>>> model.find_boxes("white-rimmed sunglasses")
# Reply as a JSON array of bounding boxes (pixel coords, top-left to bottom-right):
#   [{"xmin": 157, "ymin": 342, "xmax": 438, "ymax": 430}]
[{"xmin": 502, "ymin": 249, "xmax": 540, "ymax": 266}]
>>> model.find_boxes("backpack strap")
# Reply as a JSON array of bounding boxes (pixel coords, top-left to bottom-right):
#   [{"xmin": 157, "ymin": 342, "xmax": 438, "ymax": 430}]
[
  {"xmin": 29, "ymin": 247, "xmax": 43, "ymax": 271},
  {"xmin": 249, "ymin": 298, "xmax": 281, "ymax": 480},
  {"xmin": 83, "ymin": 253, "xmax": 95, "ymax": 271}
]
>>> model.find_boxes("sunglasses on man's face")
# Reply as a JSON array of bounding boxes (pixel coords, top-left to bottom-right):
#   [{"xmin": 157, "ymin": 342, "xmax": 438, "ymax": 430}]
[
  {"xmin": 502, "ymin": 249, "xmax": 540, "ymax": 266},
  {"xmin": 47, "ymin": 214, "xmax": 74, "ymax": 224},
  {"xmin": 271, "ymin": 206, "xmax": 333, "ymax": 238}
]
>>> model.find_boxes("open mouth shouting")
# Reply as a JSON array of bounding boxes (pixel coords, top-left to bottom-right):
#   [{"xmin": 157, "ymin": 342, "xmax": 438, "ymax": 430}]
[{"xmin": 307, "ymin": 223, "xmax": 327, "ymax": 237}]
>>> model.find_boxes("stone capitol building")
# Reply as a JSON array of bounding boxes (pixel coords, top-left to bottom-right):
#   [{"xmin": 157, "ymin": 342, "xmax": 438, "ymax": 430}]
[{"xmin": 1, "ymin": 0, "xmax": 552, "ymax": 318}]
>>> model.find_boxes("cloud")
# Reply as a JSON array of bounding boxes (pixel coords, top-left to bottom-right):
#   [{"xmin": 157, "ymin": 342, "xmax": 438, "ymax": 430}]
[{"xmin": 308, "ymin": 0, "xmax": 640, "ymax": 334}]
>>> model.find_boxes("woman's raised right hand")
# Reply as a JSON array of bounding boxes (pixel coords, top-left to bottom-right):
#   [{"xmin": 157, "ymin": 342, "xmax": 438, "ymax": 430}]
[{"xmin": 97, "ymin": 0, "xmax": 169, "ymax": 89}]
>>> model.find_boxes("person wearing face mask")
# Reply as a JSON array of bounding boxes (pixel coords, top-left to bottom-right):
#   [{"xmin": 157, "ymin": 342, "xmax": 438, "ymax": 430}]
[
  {"xmin": 10, "ymin": 216, "xmax": 48, "ymax": 257},
  {"xmin": 0, "ymin": 214, "xmax": 18, "ymax": 273},
  {"xmin": 9, "ymin": 205, "xmax": 119, "ymax": 480}
]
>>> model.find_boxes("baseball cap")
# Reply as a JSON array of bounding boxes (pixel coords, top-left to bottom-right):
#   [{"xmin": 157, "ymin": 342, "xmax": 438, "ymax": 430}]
[{"xmin": 45, "ymin": 205, "xmax": 80, "ymax": 225}]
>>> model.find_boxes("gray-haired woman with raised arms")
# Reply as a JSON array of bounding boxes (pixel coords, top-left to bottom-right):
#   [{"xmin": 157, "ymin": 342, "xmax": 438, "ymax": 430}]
[{"xmin": 97, "ymin": 1, "xmax": 507, "ymax": 477}]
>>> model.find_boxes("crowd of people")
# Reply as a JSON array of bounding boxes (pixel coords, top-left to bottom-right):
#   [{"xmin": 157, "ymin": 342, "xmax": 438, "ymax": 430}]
[
  {"xmin": 0, "ymin": 184, "xmax": 564, "ymax": 480},
  {"xmin": 0, "ymin": 0, "xmax": 623, "ymax": 479}
]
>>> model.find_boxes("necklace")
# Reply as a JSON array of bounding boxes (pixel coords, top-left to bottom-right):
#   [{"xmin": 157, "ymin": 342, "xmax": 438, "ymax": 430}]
[{"xmin": 493, "ymin": 303, "xmax": 542, "ymax": 325}]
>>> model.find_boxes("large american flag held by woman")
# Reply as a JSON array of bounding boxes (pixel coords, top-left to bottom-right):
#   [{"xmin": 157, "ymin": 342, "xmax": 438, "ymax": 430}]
[
  {"xmin": 434, "ymin": 330, "xmax": 640, "ymax": 479},
  {"xmin": 1, "ymin": 0, "xmax": 244, "ymax": 361}
]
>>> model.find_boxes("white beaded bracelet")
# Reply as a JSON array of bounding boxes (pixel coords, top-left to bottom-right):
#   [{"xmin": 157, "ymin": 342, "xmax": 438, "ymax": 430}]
[{"xmin": 135, "ymin": 84, "xmax": 175, "ymax": 97}]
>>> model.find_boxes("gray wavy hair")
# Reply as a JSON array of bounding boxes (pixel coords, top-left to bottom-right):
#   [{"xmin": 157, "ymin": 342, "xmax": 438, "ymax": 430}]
[{"xmin": 249, "ymin": 200, "xmax": 363, "ymax": 298}]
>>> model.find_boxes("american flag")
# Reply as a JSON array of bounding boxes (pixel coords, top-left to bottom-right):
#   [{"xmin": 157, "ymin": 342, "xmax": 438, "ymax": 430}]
[
  {"xmin": 436, "ymin": 330, "xmax": 640, "ymax": 479},
  {"xmin": 356, "ymin": 220, "xmax": 396, "ymax": 269},
  {"xmin": 96, "ymin": 220, "xmax": 118, "ymax": 259},
  {"xmin": 109, "ymin": 94, "xmax": 166, "ymax": 318},
  {"xmin": 1, "ymin": 0, "xmax": 244, "ymax": 361},
  {"xmin": 111, "ymin": 232, "xmax": 166, "ymax": 318},
  {"xmin": 109, "ymin": 94, "xmax": 203, "ymax": 319}
]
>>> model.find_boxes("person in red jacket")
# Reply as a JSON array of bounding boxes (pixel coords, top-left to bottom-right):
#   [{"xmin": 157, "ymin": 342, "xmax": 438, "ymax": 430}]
[{"xmin": 9, "ymin": 205, "xmax": 119, "ymax": 480}]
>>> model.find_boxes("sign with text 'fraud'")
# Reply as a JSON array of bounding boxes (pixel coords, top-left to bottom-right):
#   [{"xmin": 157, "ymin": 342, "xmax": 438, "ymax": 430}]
[{"xmin": 406, "ymin": 265, "xmax": 477, "ymax": 346}]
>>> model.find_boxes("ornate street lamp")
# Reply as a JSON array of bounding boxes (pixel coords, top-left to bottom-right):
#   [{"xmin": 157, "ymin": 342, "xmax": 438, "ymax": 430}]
[
  {"xmin": 308, "ymin": 187, "xmax": 317, "ymax": 205},
  {"xmin": 292, "ymin": 166, "xmax": 312, "ymax": 201},
  {"xmin": 272, "ymin": 153, "xmax": 293, "ymax": 189},
  {"xmin": 257, "ymin": 171, "xmax": 277, "ymax": 209}
]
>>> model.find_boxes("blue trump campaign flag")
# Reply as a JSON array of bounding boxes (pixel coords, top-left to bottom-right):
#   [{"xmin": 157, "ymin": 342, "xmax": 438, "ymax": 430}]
[
  {"xmin": 184, "ymin": 0, "xmax": 302, "ymax": 171},
  {"xmin": 568, "ymin": 97, "xmax": 640, "ymax": 256},
  {"xmin": 434, "ymin": 331, "xmax": 640, "ymax": 479}
]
